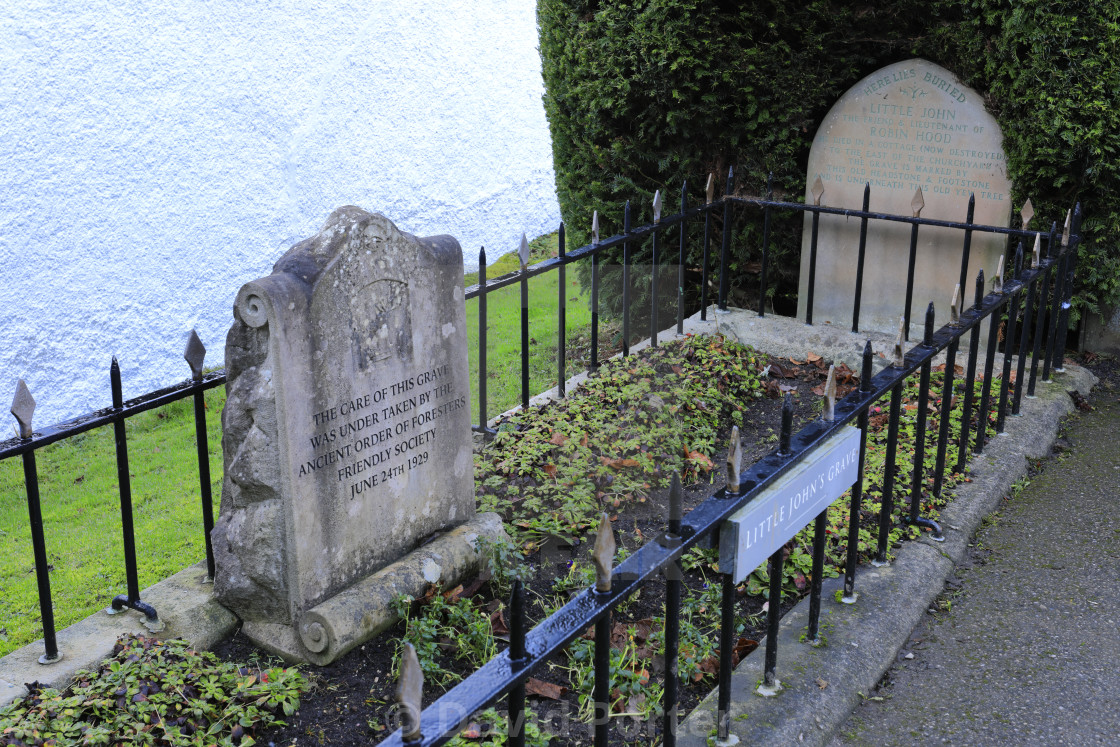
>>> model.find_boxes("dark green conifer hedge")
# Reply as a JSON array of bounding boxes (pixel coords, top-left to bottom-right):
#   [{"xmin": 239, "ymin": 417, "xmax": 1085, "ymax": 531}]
[{"xmin": 538, "ymin": 0, "xmax": 1120, "ymax": 323}]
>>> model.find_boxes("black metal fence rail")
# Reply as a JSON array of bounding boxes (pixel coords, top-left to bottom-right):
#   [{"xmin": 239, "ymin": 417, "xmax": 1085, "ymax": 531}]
[
  {"xmin": 2, "ymin": 169, "xmax": 1080, "ymax": 694},
  {"xmin": 466, "ymin": 174, "xmax": 1066, "ymax": 433},
  {"xmin": 379, "ymin": 197, "xmax": 1082, "ymax": 746},
  {"xmin": 1, "ymin": 338, "xmax": 224, "ymax": 662}
]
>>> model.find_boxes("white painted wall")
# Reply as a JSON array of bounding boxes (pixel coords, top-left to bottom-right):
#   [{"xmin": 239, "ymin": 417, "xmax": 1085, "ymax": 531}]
[{"xmin": 0, "ymin": 0, "xmax": 560, "ymax": 428}]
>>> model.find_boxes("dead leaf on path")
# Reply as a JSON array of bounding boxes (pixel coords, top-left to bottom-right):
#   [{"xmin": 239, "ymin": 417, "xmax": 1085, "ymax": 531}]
[
  {"xmin": 549, "ymin": 431, "xmax": 568, "ymax": 446},
  {"xmin": 525, "ymin": 677, "xmax": 566, "ymax": 700},
  {"xmin": 806, "ymin": 351, "xmax": 822, "ymax": 363},
  {"xmin": 816, "ymin": 678, "xmax": 829, "ymax": 689}
]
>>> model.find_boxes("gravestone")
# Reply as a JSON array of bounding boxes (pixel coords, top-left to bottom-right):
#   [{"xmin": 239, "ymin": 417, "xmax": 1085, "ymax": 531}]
[
  {"xmin": 797, "ymin": 59, "xmax": 1013, "ymax": 334},
  {"xmin": 213, "ymin": 206, "xmax": 497, "ymax": 664}
]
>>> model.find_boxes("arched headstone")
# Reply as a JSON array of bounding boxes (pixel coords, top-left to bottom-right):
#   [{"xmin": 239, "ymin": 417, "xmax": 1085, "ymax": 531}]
[{"xmin": 798, "ymin": 60, "xmax": 1012, "ymax": 334}]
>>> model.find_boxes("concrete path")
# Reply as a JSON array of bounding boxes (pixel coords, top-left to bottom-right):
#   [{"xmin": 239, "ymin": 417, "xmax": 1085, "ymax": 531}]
[{"xmin": 830, "ymin": 369, "xmax": 1120, "ymax": 746}]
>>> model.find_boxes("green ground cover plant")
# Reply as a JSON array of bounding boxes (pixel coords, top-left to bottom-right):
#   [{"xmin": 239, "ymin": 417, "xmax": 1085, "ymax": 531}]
[
  {"xmin": 383, "ymin": 335, "xmax": 998, "ymax": 744},
  {"xmin": 0, "ymin": 633, "xmax": 305, "ymax": 746}
]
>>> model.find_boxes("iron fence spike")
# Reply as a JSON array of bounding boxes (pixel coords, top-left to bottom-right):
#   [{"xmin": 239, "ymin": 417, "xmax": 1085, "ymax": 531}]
[
  {"xmin": 558, "ymin": 222, "xmax": 566, "ymax": 257},
  {"xmin": 479, "ymin": 245, "xmax": 486, "ymax": 265},
  {"xmin": 591, "ymin": 211, "xmax": 599, "ymax": 245},
  {"xmin": 518, "ymin": 233, "xmax": 530, "ymax": 271},
  {"xmin": 974, "ymin": 269, "xmax": 985, "ymax": 309},
  {"xmin": 1021, "ymin": 198, "xmax": 1034, "ymax": 230},
  {"xmin": 994, "ymin": 255, "xmax": 1005, "ymax": 295},
  {"xmin": 10, "ymin": 379, "xmax": 35, "ymax": 439},
  {"xmin": 184, "ymin": 330, "xmax": 206, "ymax": 380},
  {"xmin": 823, "ymin": 365, "xmax": 837, "ymax": 421},
  {"xmin": 911, "ymin": 187, "xmax": 925, "ymax": 217},
  {"xmin": 726, "ymin": 425, "xmax": 741, "ymax": 494},
  {"xmin": 893, "ymin": 317, "xmax": 906, "ymax": 368},
  {"xmin": 706, "ymin": 173, "xmax": 715, "ymax": 204},
  {"xmin": 725, "ymin": 165, "xmax": 734, "ymax": 193},
  {"xmin": 592, "ymin": 512, "xmax": 615, "ymax": 593},
  {"xmin": 397, "ymin": 642, "xmax": 424, "ymax": 742},
  {"xmin": 1032, "ymin": 233, "xmax": 1041, "ymax": 268},
  {"xmin": 811, "ymin": 175, "xmax": 824, "ymax": 206},
  {"xmin": 653, "ymin": 190, "xmax": 662, "ymax": 223},
  {"xmin": 861, "ymin": 340, "xmax": 873, "ymax": 392},
  {"xmin": 950, "ymin": 284, "xmax": 961, "ymax": 325},
  {"xmin": 779, "ymin": 393, "xmax": 793, "ymax": 455},
  {"xmin": 924, "ymin": 302, "xmax": 935, "ymax": 346},
  {"xmin": 669, "ymin": 472, "xmax": 683, "ymax": 525}
]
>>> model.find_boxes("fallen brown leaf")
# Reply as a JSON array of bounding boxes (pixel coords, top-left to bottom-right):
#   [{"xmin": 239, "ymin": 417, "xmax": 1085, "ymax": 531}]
[{"xmin": 525, "ymin": 677, "xmax": 566, "ymax": 700}]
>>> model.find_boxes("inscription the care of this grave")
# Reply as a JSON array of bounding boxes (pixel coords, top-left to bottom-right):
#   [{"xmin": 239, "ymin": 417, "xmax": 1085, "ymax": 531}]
[
  {"xmin": 296, "ymin": 363, "xmax": 467, "ymax": 498},
  {"xmin": 820, "ymin": 68, "xmax": 1006, "ymax": 202}
]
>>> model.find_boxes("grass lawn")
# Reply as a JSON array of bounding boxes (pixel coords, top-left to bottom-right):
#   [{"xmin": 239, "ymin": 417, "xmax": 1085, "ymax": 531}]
[{"xmin": 0, "ymin": 232, "xmax": 597, "ymax": 657}]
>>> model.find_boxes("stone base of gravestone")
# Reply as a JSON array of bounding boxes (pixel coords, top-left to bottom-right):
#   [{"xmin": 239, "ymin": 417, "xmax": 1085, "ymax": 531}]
[
  {"xmin": 212, "ymin": 206, "xmax": 502, "ymax": 664},
  {"xmin": 798, "ymin": 59, "xmax": 1014, "ymax": 337}
]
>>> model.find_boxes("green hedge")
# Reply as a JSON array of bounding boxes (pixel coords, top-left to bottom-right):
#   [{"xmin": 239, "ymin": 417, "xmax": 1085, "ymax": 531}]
[
  {"xmin": 538, "ymin": 0, "xmax": 1120, "ymax": 322},
  {"xmin": 933, "ymin": 0, "xmax": 1120, "ymax": 320}
]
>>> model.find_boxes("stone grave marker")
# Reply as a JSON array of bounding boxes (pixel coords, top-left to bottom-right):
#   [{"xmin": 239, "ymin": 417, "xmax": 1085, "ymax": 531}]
[
  {"xmin": 797, "ymin": 59, "xmax": 1013, "ymax": 335},
  {"xmin": 213, "ymin": 206, "xmax": 502, "ymax": 664}
]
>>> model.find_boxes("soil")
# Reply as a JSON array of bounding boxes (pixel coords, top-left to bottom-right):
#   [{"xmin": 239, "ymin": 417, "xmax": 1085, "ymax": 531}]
[{"xmin": 210, "ymin": 347, "xmax": 883, "ymax": 746}]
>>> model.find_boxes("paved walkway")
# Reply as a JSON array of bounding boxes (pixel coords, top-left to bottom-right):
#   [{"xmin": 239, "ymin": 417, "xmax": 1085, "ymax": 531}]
[{"xmin": 830, "ymin": 371, "xmax": 1120, "ymax": 746}]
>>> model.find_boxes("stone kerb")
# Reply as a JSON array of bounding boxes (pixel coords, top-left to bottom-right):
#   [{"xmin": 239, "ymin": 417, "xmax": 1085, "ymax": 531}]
[
  {"xmin": 798, "ymin": 59, "xmax": 1013, "ymax": 337},
  {"xmin": 212, "ymin": 206, "xmax": 501, "ymax": 664}
]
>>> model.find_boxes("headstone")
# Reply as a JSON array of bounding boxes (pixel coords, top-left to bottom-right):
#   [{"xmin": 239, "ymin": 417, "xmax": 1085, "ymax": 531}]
[
  {"xmin": 212, "ymin": 206, "xmax": 478, "ymax": 662},
  {"xmin": 798, "ymin": 60, "xmax": 1012, "ymax": 334}
]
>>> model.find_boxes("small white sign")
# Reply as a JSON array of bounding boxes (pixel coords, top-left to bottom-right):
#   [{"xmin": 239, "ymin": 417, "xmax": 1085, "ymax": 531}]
[{"xmin": 720, "ymin": 426, "xmax": 862, "ymax": 583}]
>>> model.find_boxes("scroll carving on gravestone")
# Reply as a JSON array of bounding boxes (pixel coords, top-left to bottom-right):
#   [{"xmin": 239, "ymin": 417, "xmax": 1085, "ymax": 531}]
[
  {"xmin": 212, "ymin": 206, "xmax": 480, "ymax": 664},
  {"xmin": 798, "ymin": 59, "xmax": 1012, "ymax": 335}
]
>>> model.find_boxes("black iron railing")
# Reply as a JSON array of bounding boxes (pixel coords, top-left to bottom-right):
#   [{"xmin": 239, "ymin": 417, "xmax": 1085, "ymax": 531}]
[
  {"xmin": 1, "ymin": 340, "xmax": 224, "ymax": 662},
  {"xmin": 379, "ymin": 185, "xmax": 1082, "ymax": 745},
  {"xmin": 2, "ymin": 169, "xmax": 1080, "ymax": 724}
]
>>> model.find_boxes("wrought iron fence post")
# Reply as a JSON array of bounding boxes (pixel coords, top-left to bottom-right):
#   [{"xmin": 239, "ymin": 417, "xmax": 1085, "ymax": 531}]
[
  {"xmin": 997, "ymin": 243, "xmax": 1025, "ymax": 430},
  {"xmin": 843, "ymin": 343, "xmax": 873, "ymax": 602},
  {"xmin": 758, "ymin": 172, "xmax": 773, "ymax": 316},
  {"xmin": 519, "ymin": 235, "xmax": 530, "ymax": 410},
  {"xmin": 623, "ymin": 201, "xmax": 632, "ymax": 355},
  {"xmin": 957, "ymin": 194, "xmax": 976, "ymax": 300},
  {"xmin": 184, "ymin": 331, "xmax": 215, "ymax": 581},
  {"xmin": 701, "ymin": 175, "xmax": 714, "ymax": 320},
  {"xmin": 1052, "ymin": 204, "xmax": 1082, "ymax": 373},
  {"xmin": 955, "ymin": 271, "xmax": 985, "ymax": 472},
  {"xmin": 677, "ymin": 181, "xmax": 687, "ymax": 335},
  {"xmin": 662, "ymin": 473, "xmax": 683, "ymax": 746},
  {"xmin": 651, "ymin": 190, "xmax": 662, "ymax": 347},
  {"xmin": 904, "ymin": 188, "xmax": 925, "ymax": 339},
  {"xmin": 557, "ymin": 223, "xmax": 567, "ymax": 398},
  {"xmin": 107, "ymin": 357, "xmax": 162, "ymax": 627},
  {"xmin": 806, "ymin": 177, "xmax": 824, "ymax": 325},
  {"xmin": 718, "ymin": 167, "xmax": 734, "ymax": 312},
  {"xmin": 591, "ymin": 514, "xmax": 615, "ymax": 747},
  {"xmin": 479, "ymin": 247, "xmax": 488, "ymax": 423},
  {"xmin": 1027, "ymin": 223, "xmax": 1057, "ymax": 396},
  {"xmin": 590, "ymin": 213, "xmax": 600, "ymax": 371},
  {"xmin": 11, "ymin": 380, "xmax": 61, "ymax": 664},
  {"xmin": 508, "ymin": 579, "xmax": 527, "ymax": 747},
  {"xmin": 852, "ymin": 183, "xmax": 870, "ymax": 332}
]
